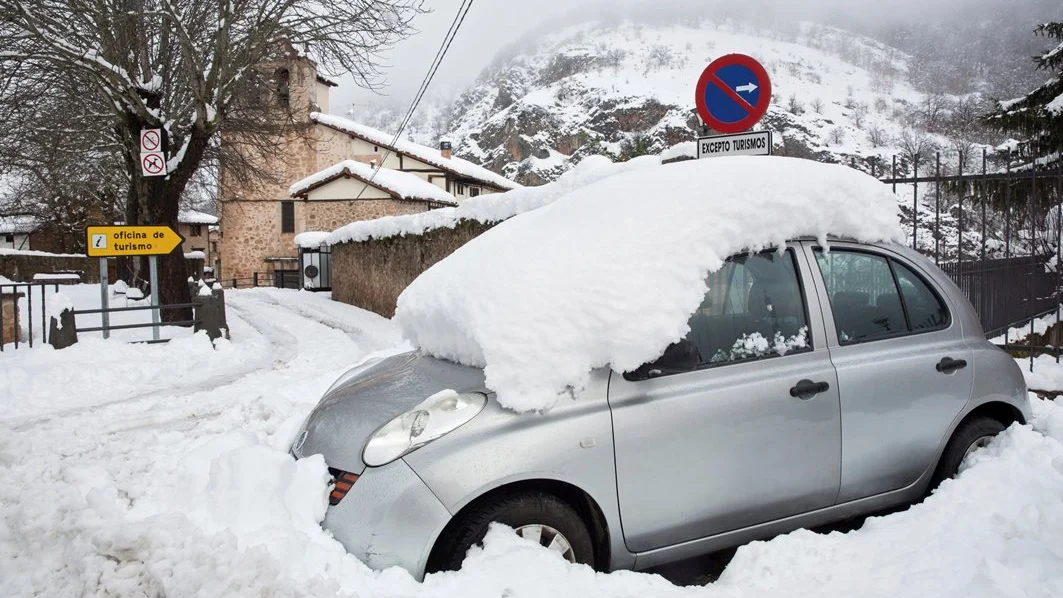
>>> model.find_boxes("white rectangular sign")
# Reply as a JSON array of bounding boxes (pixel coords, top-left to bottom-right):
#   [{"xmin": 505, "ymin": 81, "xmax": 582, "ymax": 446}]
[
  {"xmin": 697, "ymin": 130, "xmax": 773, "ymax": 159},
  {"xmin": 140, "ymin": 129, "xmax": 162, "ymax": 153}
]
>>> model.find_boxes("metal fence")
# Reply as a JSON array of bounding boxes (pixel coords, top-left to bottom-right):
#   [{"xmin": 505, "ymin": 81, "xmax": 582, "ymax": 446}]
[
  {"xmin": 875, "ymin": 150, "xmax": 1063, "ymax": 346},
  {"xmin": 222, "ymin": 271, "xmax": 301, "ymax": 290},
  {"xmin": 0, "ymin": 281, "xmax": 66, "ymax": 350}
]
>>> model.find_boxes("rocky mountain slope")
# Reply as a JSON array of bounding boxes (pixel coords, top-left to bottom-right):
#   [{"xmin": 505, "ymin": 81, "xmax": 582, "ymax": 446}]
[{"xmin": 374, "ymin": 18, "xmax": 994, "ymax": 186}]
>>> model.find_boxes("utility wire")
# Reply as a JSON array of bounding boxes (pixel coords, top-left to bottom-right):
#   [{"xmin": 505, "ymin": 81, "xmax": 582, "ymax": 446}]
[{"xmin": 354, "ymin": 0, "xmax": 476, "ymax": 200}]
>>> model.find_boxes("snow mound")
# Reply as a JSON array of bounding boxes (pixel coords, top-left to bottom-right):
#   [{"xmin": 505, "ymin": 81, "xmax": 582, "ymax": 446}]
[
  {"xmin": 293, "ymin": 231, "xmax": 331, "ymax": 249},
  {"xmin": 327, "ymin": 154, "xmax": 660, "ymax": 245},
  {"xmin": 395, "ymin": 156, "xmax": 904, "ymax": 412}
]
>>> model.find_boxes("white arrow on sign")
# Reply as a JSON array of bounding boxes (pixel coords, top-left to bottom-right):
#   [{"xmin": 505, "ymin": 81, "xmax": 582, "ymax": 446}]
[{"xmin": 735, "ymin": 83, "xmax": 758, "ymax": 94}]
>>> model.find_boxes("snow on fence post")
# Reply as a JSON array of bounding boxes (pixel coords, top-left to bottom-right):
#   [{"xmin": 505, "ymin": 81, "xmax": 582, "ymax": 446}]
[
  {"xmin": 192, "ymin": 280, "xmax": 229, "ymax": 342},
  {"xmin": 48, "ymin": 309, "xmax": 77, "ymax": 349}
]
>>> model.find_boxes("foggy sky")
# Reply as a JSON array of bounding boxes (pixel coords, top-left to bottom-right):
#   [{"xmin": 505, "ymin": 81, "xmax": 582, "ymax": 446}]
[{"xmin": 332, "ymin": 0, "xmax": 1059, "ymax": 117}]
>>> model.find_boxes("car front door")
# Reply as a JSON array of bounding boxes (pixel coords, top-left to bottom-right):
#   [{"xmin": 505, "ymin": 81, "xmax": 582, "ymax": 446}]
[
  {"xmin": 804, "ymin": 242, "xmax": 975, "ymax": 502},
  {"xmin": 608, "ymin": 248, "xmax": 841, "ymax": 554}
]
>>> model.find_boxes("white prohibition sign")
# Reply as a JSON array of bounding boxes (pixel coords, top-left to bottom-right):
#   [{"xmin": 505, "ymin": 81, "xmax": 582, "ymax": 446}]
[
  {"xmin": 142, "ymin": 152, "xmax": 166, "ymax": 176},
  {"xmin": 140, "ymin": 129, "xmax": 161, "ymax": 152}
]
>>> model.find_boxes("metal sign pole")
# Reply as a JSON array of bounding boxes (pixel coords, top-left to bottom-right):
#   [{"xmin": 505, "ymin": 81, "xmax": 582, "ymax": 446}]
[
  {"xmin": 99, "ymin": 257, "xmax": 110, "ymax": 339},
  {"xmin": 149, "ymin": 255, "xmax": 160, "ymax": 341}
]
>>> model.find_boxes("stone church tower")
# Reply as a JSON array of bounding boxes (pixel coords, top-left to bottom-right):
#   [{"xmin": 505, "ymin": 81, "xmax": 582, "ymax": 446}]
[{"xmin": 216, "ymin": 45, "xmax": 339, "ymax": 283}]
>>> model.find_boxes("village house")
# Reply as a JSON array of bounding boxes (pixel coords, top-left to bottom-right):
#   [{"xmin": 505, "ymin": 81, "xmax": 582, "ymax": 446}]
[
  {"xmin": 177, "ymin": 208, "xmax": 220, "ymax": 276},
  {"xmin": 0, "ymin": 215, "xmax": 36, "ymax": 251},
  {"xmin": 217, "ymin": 48, "xmax": 519, "ymax": 284}
]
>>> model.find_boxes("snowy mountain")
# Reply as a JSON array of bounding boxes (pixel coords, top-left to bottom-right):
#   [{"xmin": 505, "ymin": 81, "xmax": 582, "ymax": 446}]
[{"xmin": 384, "ymin": 19, "xmax": 988, "ymax": 186}]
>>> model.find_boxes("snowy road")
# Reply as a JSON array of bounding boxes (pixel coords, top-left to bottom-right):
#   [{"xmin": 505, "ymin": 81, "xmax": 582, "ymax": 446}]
[{"xmin": 2, "ymin": 288, "xmax": 1062, "ymax": 597}]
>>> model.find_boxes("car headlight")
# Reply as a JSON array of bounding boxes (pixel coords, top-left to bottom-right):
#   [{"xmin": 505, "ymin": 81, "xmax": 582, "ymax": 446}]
[{"xmin": 362, "ymin": 390, "xmax": 487, "ymax": 467}]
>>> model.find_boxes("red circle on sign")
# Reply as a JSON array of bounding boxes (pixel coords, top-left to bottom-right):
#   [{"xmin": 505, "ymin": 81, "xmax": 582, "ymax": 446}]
[
  {"xmin": 142, "ymin": 153, "xmax": 165, "ymax": 175},
  {"xmin": 142, "ymin": 130, "xmax": 160, "ymax": 151},
  {"xmin": 695, "ymin": 54, "xmax": 772, "ymax": 135}
]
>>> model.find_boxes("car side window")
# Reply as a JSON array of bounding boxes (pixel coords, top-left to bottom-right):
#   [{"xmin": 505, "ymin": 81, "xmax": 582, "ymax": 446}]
[
  {"xmin": 815, "ymin": 249, "xmax": 950, "ymax": 344},
  {"xmin": 892, "ymin": 261, "xmax": 950, "ymax": 331},
  {"xmin": 814, "ymin": 250, "xmax": 907, "ymax": 344},
  {"xmin": 685, "ymin": 250, "xmax": 811, "ymax": 366}
]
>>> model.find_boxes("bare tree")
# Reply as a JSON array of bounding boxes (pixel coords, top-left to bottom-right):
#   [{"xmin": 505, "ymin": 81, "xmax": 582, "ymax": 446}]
[
  {"xmin": 867, "ymin": 125, "xmax": 890, "ymax": 148},
  {"xmin": 920, "ymin": 93, "xmax": 950, "ymax": 132},
  {"xmin": 786, "ymin": 93, "xmax": 803, "ymax": 115},
  {"xmin": 851, "ymin": 103, "xmax": 869, "ymax": 129},
  {"xmin": 828, "ymin": 127, "xmax": 846, "ymax": 145},
  {"xmin": 899, "ymin": 128, "xmax": 937, "ymax": 172},
  {"xmin": 0, "ymin": 0, "xmax": 423, "ymax": 318},
  {"xmin": 810, "ymin": 97, "xmax": 825, "ymax": 114}
]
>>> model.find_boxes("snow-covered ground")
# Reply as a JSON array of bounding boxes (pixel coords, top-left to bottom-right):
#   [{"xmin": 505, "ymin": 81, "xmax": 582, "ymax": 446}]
[{"xmin": 2, "ymin": 288, "xmax": 1062, "ymax": 596}]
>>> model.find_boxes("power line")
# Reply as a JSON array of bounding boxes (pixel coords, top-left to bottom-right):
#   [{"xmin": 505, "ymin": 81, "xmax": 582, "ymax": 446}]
[{"xmin": 355, "ymin": 0, "xmax": 476, "ymax": 199}]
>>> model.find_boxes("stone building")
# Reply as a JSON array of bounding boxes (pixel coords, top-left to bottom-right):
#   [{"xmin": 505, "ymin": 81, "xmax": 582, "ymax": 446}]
[{"xmin": 218, "ymin": 49, "xmax": 519, "ymax": 283}]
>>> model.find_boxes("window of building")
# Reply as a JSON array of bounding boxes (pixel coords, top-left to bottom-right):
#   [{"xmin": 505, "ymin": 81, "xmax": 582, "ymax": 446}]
[
  {"xmin": 470, "ymin": 187, "xmax": 481, "ymax": 197},
  {"xmin": 281, "ymin": 201, "xmax": 295, "ymax": 234},
  {"xmin": 190, "ymin": 224, "xmax": 203, "ymax": 237},
  {"xmin": 274, "ymin": 68, "xmax": 290, "ymax": 108},
  {"xmin": 814, "ymin": 249, "xmax": 949, "ymax": 344},
  {"xmin": 3, "ymin": 234, "xmax": 12, "ymax": 243},
  {"xmin": 683, "ymin": 250, "xmax": 811, "ymax": 367}
]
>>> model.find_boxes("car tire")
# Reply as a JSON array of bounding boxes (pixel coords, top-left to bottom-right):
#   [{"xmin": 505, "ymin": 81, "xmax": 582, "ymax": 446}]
[
  {"xmin": 929, "ymin": 416, "xmax": 1006, "ymax": 491},
  {"xmin": 426, "ymin": 490, "xmax": 596, "ymax": 573}
]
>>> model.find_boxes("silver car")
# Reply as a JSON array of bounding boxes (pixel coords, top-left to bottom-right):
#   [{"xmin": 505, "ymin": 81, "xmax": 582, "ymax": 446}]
[{"xmin": 292, "ymin": 238, "xmax": 1030, "ymax": 579}]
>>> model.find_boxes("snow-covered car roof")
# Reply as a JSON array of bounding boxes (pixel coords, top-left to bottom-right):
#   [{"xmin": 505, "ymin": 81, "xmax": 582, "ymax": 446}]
[{"xmin": 394, "ymin": 156, "xmax": 905, "ymax": 412}]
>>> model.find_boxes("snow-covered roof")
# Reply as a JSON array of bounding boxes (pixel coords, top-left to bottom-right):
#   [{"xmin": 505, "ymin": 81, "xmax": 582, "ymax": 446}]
[
  {"xmin": 289, "ymin": 160, "xmax": 457, "ymax": 205},
  {"xmin": 328, "ymin": 155, "xmax": 658, "ymax": 245},
  {"xmin": 315, "ymin": 74, "xmax": 339, "ymax": 88},
  {"xmin": 394, "ymin": 156, "xmax": 905, "ymax": 412},
  {"xmin": 310, "ymin": 113, "xmax": 521, "ymax": 191},
  {"xmin": 0, "ymin": 215, "xmax": 41, "ymax": 234},
  {"xmin": 178, "ymin": 209, "xmax": 218, "ymax": 225}
]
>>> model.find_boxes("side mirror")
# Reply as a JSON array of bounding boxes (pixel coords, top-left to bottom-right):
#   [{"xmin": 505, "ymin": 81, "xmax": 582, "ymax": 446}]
[{"xmin": 625, "ymin": 339, "xmax": 701, "ymax": 381}]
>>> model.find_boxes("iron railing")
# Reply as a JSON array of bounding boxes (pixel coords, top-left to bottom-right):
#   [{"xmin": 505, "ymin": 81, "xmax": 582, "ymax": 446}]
[
  {"xmin": 872, "ymin": 150, "xmax": 1063, "ymax": 347},
  {"xmin": 0, "ymin": 281, "xmax": 65, "ymax": 350}
]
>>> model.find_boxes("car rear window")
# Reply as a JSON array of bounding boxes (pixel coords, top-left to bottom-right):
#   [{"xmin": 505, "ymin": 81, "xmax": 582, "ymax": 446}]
[{"xmin": 815, "ymin": 249, "xmax": 950, "ymax": 344}]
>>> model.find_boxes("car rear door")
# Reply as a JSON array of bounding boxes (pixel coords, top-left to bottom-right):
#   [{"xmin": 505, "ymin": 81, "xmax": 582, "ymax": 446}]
[
  {"xmin": 802, "ymin": 242, "xmax": 974, "ymax": 503},
  {"xmin": 608, "ymin": 248, "xmax": 841, "ymax": 553}
]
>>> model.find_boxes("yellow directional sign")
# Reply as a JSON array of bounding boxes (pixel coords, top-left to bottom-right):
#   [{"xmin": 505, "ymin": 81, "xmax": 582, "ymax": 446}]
[{"xmin": 86, "ymin": 225, "xmax": 185, "ymax": 257}]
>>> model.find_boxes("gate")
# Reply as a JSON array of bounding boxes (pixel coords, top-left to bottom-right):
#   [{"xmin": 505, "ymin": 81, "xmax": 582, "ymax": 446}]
[{"xmin": 299, "ymin": 244, "xmax": 332, "ymax": 292}]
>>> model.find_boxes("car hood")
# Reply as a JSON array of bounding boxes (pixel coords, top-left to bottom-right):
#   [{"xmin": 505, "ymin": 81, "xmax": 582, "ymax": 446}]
[{"xmin": 292, "ymin": 351, "xmax": 488, "ymax": 472}]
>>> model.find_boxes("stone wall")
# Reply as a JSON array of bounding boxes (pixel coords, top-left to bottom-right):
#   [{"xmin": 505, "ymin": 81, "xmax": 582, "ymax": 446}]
[
  {"xmin": 219, "ymin": 198, "xmax": 431, "ymax": 281},
  {"xmin": 331, "ymin": 220, "xmax": 495, "ymax": 317},
  {"xmin": 0, "ymin": 253, "xmax": 101, "ymax": 283}
]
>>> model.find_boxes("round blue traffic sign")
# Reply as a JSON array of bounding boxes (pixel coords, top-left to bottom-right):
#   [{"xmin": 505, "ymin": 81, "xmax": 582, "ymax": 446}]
[{"xmin": 695, "ymin": 54, "xmax": 772, "ymax": 134}]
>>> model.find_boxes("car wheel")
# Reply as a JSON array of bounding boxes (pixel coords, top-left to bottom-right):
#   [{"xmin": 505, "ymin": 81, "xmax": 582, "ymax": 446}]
[
  {"xmin": 426, "ymin": 490, "xmax": 596, "ymax": 573},
  {"xmin": 929, "ymin": 416, "xmax": 1006, "ymax": 490}
]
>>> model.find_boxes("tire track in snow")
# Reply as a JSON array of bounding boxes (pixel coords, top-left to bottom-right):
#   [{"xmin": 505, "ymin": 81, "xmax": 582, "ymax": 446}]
[{"xmin": 7, "ymin": 292, "xmax": 306, "ymax": 433}]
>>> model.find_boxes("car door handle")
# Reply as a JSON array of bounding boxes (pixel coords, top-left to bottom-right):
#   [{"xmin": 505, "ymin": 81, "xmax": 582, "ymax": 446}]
[
  {"xmin": 936, "ymin": 357, "xmax": 968, "ymax": 373},
  {"xmin": 790, "ymin": 379, "xmax": 830, "ymax": 400}
]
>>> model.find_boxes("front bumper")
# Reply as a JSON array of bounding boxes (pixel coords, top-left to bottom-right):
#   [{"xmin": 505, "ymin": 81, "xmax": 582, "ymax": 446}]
[{"xmin": 323, "ymin": 458, "xmax": 452, "ymax": 580}]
